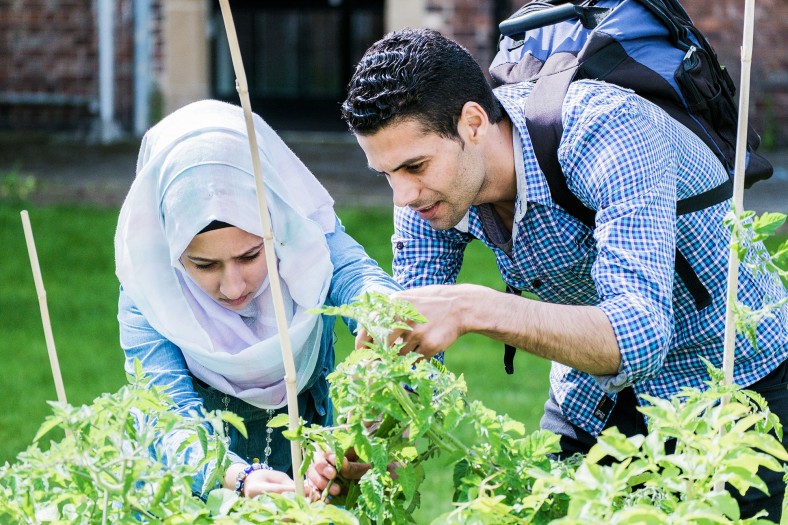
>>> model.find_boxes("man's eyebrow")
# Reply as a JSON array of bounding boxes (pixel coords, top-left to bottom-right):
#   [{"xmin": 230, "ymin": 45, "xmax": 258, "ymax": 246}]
[
  {"xmin": 368, "ymin": 156, "xmax": 427, "ymax": 175},
  {"xmin": 367, "ymin": 165, "xmax": 387, "ymax": 176}
]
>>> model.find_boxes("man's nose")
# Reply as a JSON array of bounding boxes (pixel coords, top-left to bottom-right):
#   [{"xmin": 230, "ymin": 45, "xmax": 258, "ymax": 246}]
[{"xmin": 389, "ymin": 174, "xmax": 420, "ymax": 208}]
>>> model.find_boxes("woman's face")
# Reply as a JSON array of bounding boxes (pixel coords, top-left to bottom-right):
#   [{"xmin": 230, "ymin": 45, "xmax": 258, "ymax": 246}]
[{"xmin": 180, "ymin": 226, "xmax": 268, "ymax": 311}]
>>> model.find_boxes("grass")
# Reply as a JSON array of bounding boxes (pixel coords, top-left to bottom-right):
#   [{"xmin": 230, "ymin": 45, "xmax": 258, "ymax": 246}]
[
  {"xmin": 0, "ymin": 204, "xmax": 127, "ymax": 459},
  {"xmin": 1, "ymin": 202, "xmax": 784, "ymax": 521}
]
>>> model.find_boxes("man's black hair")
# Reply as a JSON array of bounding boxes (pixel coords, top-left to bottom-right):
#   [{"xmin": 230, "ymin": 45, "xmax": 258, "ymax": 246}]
[{"xmin": 341, "ymin": 28, "xmax": 503, "ymax": 139}]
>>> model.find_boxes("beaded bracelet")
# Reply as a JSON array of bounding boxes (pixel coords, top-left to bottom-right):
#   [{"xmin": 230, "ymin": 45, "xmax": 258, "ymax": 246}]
[{"xmin": 234, "ymin": 458, "xmax": 272, "ymax": 496}]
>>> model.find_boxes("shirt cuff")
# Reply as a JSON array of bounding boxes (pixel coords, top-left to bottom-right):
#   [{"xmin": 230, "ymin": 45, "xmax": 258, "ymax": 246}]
[
  {"xmin": 596, "ymin": 293, "xmax": 670, "ymax": 387},
  {"xmin": 591, "ymin": 362, "xmax": 629, "ymax": 394}
]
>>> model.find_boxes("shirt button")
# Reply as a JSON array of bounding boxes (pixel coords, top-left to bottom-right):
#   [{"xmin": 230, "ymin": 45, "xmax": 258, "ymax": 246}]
[
  {"xmin": 396, "ymin": 241, "xmax": 404, "ymax": 250},
  {"xmin": 532, "ymin": 278, "xmax": 543, "ymax": 289}
]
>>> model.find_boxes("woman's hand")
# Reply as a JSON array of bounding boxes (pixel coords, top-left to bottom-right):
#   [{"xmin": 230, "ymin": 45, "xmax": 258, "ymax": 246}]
[{"xmin": 224, "ymin": 462, "xmax": 296, "ymax": 498}]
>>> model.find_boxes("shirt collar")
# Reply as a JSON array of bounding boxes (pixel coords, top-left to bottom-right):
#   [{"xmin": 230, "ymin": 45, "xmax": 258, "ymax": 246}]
[
  {"xmin": 512, "ymin": 125, "xmax": 528, "ymax": 223},
  {"xmin": 495, "ymin": 83, "xmax": 556, "ymax": 209}
]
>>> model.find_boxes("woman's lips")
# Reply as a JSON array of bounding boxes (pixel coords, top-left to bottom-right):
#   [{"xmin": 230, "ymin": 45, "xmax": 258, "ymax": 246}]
[{"xmin": 222, "ymin": 293, "xmax": 250, "ymax": 308}]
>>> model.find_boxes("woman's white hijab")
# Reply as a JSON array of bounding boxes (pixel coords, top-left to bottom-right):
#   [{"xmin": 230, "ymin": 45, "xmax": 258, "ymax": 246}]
[{"xmin": 115, "ymin": 99, "xmax": 335, "ymax": 409}]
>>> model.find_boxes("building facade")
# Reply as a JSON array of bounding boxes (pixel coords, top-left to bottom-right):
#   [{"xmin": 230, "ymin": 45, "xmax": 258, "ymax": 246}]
[{"xmin": 0, "ymin": 0, "xmax": 785, "ymax": 146}]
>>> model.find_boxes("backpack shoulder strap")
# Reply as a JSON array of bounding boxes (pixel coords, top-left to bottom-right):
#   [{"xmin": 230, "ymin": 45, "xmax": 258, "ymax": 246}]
[
  {"xmin": 524, "ymin": 53, "xmax": 596, "ymax": 228},
  {"xmin": 523, "ymin": 63, "xmax": 713, "ymax": 311}
]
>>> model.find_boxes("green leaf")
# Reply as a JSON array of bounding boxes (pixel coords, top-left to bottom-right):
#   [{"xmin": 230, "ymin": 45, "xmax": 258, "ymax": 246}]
[
  {"xmin": 205, "ymin": 488, "xmax": 239, "ymax": 516},
  {"xmin": 610, "ymin": 506, "xmax": 666, "ymax": 524},
  {"xmin": 220, "ymin": 411, "xmax": 247, "ymax": 438},
  {"xmin": 397, "ymin": 465, "xmax": 418, "ymax": 500},
  {"xmin": 704, "ymin": 490, "xmax": 741, "ymax": 520},
  {"xmin": 268, "ymin": 413, "xmax": 290, "ymax": 429},
  {"xmin": 152, "ymin": 472, "xmax": 174, "ymax": 506},
  {"xmin": 32, "ymin": 416, "xmax": 64, "ymax": 443},
  {"xmin": 722, "ymin": 464, "xmax": 770, "ymax": 496},
  {"xmin": 753, "ymin": 212, "xmax": 787, "ymax": 238}
]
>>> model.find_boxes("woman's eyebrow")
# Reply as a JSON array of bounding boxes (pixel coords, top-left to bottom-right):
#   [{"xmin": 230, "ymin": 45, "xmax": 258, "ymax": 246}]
[
  {"xmin": 185, "ymin": 242, "xmax": 264, "ymax": 263},
  {"xmin": 184, "ymin": 254, "xmax": 216, "ymax": 263},
  {"xmin": 235, "ymin": 242, "xmax": 265, "ymax": 258}
]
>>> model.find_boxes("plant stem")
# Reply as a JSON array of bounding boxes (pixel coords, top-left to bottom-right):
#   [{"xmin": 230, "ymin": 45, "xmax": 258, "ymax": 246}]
[
  {"xmin": 303, "ymin": 423, "xmax": 354, "ymax": 436},
  {"xmin": 388, "ymin": 384, "xmax": 471, "ymax": 456}
]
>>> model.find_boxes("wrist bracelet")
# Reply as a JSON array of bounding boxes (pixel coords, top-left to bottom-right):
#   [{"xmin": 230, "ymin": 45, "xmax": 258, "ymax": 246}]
[{"xmin": 234, "ymin": 458, "xmax": 273, "ymax": 496}]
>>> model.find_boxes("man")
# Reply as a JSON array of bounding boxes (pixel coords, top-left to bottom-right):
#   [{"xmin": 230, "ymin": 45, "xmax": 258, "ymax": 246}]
[{"xmin": 310, "ymin": 28, "xmax": 788, "ymax": 517}]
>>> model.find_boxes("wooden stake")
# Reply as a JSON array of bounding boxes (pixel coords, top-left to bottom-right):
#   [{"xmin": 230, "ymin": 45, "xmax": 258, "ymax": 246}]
[
  {"xmin": 217, "ymin": 0, "xmax": 305, "ymax": 496},
  {"xmin": 20, "ymin": 210, "xmax": 68, "ymax": 406},
  {"xmin": 722, "ymin": 0, "xmax": 756, "ymax": 386},
  {"xmin": 716, "ymin": 0, "xmax": 756, "ymax": 493}
]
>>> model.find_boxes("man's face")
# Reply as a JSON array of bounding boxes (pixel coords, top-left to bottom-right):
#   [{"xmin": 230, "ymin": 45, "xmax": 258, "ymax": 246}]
[{"xmin": 356, "ymin": 118, "xmax": 486, "ymax": 231}]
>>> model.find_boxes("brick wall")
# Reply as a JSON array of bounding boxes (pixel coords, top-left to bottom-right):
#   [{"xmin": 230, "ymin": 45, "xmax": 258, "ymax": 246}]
[
  {"xmin": 425, "ymin": 0, "xmax": 498, "ymax": 68},
  {"xmin": 0, "ymin": 0, "xmax": 784, "ymax": 146},
  {"xmin": 0, "ymin": 0, "xmax": 139, "ymax": 135},
  {"xmin": 440, "ymin": 0, "xmax": 787, "ymax": 149}
]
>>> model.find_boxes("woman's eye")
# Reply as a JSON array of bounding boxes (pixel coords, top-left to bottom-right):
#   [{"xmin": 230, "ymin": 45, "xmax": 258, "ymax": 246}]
[
  {"xmin": 240, "ymin": 252, "xmax": 261, "ymax": 263},
  {"xmin": 193, "ymin": 262, "xmax": 215, "ymax": 270},
  {"xmin": 406, "ymin": 163, "xmax": 423, "ymax": 173}
]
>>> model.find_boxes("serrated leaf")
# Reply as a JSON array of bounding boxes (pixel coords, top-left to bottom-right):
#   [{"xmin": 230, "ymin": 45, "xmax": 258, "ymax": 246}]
[
  {"xmin": 396, "ymin": 465, "xmax": 418, "ymax": 500},
  {"xmin": 32, "ymin": 416, "xmax": 63, "ymax": 443},
  {"xmin": 753, "ymin": 212, "xmax": 787, "ymax": 237},
  {"xmin": 220, "ymin": 411, "xmax": 247, "ymax": 438},
  {"xmin": 268, "ymin": 413, "xmax": 290, "ymax": 429},
  {"xmin": 205, "ymin": 488, "xmax": 239, "ymax": 516}
]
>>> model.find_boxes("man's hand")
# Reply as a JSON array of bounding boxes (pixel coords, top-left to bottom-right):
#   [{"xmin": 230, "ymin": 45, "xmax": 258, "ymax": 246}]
[
  {"xmin": 305, "ymin": 448, "xmax": 370, "ymax": 499},
  {"xmin": 387, "ymin": 285, "xmax": 469, "ymax": 358},
  {"xmin": 354, "ymin": 326, "xmax": 373, "ymax": 350}
]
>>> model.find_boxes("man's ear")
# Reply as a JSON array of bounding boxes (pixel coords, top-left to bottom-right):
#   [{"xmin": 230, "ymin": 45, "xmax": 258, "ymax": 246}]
[{"xmin": 458, "ymin": 101, "xmax": 488, "ymax": 143}]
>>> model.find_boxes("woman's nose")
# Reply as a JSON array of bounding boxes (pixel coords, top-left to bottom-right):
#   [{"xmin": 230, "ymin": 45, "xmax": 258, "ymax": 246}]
[{"xmin": 219, "ymin": 265, "xmax": 245, "ymax": 299}]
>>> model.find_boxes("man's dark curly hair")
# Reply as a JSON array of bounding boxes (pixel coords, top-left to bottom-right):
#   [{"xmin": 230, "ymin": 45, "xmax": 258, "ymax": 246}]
[{"xmin": 341, "ymin": 28, "xmax": 503, "ymax": 139}]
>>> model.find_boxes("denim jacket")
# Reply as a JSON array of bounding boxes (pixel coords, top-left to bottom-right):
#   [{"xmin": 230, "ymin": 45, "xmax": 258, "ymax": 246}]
[{"xmin": 118, "ymin": 217, "xmax": 400, "ymax": 494}]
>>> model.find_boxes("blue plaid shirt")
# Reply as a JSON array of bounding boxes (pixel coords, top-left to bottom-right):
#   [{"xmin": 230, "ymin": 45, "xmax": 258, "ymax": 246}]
[{"xmin": 392, "ymin": 80, "xmax": 788, "ymax": 436}]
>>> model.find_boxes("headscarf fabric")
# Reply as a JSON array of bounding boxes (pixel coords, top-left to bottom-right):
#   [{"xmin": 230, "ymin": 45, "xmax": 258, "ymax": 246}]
[{"xmin": 115, "ymin": 99, "xmax": 335, "ymax": 409}]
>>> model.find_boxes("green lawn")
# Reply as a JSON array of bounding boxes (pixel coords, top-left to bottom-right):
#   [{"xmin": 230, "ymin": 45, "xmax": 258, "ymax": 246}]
[{"xmin": 2, "ymin": 202, "xmax": 783, "ymax": 522}]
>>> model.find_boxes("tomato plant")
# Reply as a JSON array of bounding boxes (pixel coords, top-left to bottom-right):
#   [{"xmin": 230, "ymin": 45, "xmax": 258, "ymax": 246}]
[{"xmin": 2, "ymin": 211, "xmax": 785, "ymax": 524}]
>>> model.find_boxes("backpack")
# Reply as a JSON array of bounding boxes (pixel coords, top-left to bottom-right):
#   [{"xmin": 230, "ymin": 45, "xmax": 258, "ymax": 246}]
[{"xmin": 489, "ymin": 0, "xmax": 773, "ymax": 374}]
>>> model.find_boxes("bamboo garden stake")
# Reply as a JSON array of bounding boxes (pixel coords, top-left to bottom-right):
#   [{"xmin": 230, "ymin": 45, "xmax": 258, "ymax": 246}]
[
  {"xmin": 715, "ymin": 0, "xmax": 756, "ymax": 493},
  {"xmin": 20, "ymin": 210, "xmax": 68, "ymax": 406},
  {"xmin": 722, "ymin": 0, "xmax": 756, "ymax": 386},
  {"xmin": 217, "ymin": 0, "xmax": 305, "ymax": 497}
]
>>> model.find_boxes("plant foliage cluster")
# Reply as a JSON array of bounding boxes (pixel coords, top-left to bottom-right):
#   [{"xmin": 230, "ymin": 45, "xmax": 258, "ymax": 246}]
[
  {"xmin": 1, "ymin": 212, "xmax": 786, "ymax": 524},
  {"xmin": 0, "ymin": 361, "xmax": 357, "ymax": 524},
  {"xmin": 298, "ymin": 291, "xmax": 788, "ymax": 524}
]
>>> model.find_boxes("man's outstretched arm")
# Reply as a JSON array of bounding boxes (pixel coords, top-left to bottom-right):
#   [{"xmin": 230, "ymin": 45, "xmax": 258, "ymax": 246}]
[{"xmin": 391, "ymin": 283, "xmax": 621, "ymax": 376}]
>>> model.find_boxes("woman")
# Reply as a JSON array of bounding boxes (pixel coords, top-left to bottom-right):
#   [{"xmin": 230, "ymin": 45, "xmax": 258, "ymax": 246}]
[{"xmin": 115, "ymin": 100, "xmax": 399, "ymax": 498}]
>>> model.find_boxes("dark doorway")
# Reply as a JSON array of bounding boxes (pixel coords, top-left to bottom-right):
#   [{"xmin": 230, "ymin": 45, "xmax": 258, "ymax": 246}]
[{"xmin": 211, "ymin": 0, "xmax": 385, "ymax": 132}]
